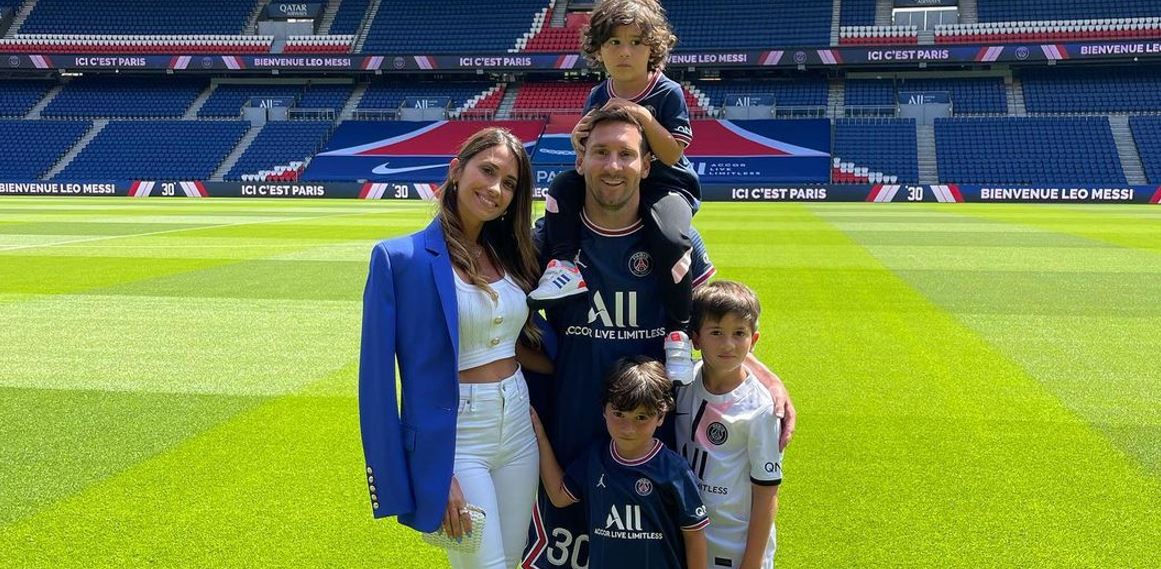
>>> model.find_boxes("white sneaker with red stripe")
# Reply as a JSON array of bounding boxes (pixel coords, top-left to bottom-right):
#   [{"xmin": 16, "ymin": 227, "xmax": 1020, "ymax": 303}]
[
  {"xmin": 664, "ymin": 331, "xmax": 695, "ymax": 385},
  {"xmin": 528, "ymin": 259, "xmax": 588, "ymax": 307}
]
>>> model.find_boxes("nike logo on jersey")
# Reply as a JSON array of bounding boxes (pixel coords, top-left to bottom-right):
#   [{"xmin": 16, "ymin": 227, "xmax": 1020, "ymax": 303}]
[{"xmin": 371, "ymin": 163, "xmax": 445, "ymax": 175}]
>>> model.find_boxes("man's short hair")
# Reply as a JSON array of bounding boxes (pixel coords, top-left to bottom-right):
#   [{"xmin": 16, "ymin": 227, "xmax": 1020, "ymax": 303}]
[
  {"xmin": 691, "ymin": 280, "xmax": 761, "ymax": 333},
  {"xmin": 584, "ymin": 107, "xmax": 652, "ymax": 157}
]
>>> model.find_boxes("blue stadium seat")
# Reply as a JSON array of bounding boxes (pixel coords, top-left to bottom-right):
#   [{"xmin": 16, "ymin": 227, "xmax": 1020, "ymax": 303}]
[
  {"xmin": 57, "ymin": 120, "xmax": 248, "ymax": 181},
  {"xmin": 0, "ymin": 81, "xmax": 55, "ymax": 117},
  {"xmin": 360, "ymin": 0, "xmax": 544, "ymax": 53},
  {"xmin": 358, "ymin": 81, "xmax": 494, "ymax": 112},
  {"xmin": 1129, "ymin": 116, "xmax": 1161, "ymax": 184},
  {"xmin": 227, "ymin": 121, "xmax": 333, "ymax": 180},
  {"xmin": 198, "ymin": 84, "xmax": 305, "ymax": 118},
  {"xmin": 297, "ymin": 83, "xmax": 355, "ymax": 112},
  {"xmin": 0, "ymin": 120, "xmax": 90, "ymax": 179},
  {"xmin": 840, "ymin": 0, "xmax": 877, "ymax": 27},
  {"xmin": 846, "ymin": 77, "xmax": 1006, "ymax": 114},
  {"xmin": 329, "ymin": 0, "xmax": 369, "ymax": 35},
  {"xmin": 935, "ymin": 117, "xmax": 1126, "ymax": 184},
  {"xmin": 666, "ymin": 0, "xmax": 831, "ymax": 49},
  {"xmin": 835, "ymin": 118, "xmax": 919, "ymax": 183},
  {"xmin": 1021, "ymin": 67, "xmax": 1161, "ymax": 114},
  {"xmin": 693, "ymin": 78, "xmax": 828, "ymax": 108},
  {"xmin": 21, "ymin": 0, "xmax": 255, "ymax": 35},
  {"xmin": 977, "ymin": 0, "xmax": 1161, "ymax": 22},
  {"xmin": 43, "ymin": 77, "xmax": 206, "ymax": 119}
]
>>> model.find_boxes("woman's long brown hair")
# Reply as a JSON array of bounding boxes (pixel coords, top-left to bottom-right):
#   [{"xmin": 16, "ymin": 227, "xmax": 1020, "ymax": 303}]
[{"xmin": 437, "ymin": 127, "xmax": 542, "ymax": 345}]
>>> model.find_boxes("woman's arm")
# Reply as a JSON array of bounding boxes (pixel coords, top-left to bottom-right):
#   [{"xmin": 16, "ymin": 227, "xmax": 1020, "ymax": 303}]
[
  {"xmin": 530, "ymin": 408, "xmax": 577, "ymax": 509},
  {"xmin": 516, "ymin": 340, "xmax": 554, "ymax": 375}
]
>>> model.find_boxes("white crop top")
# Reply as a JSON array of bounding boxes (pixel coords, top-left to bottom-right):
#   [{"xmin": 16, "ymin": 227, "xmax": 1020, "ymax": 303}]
[{"xmin": 454, "ymin": 270, "xmax": 529, "ymax": 371}]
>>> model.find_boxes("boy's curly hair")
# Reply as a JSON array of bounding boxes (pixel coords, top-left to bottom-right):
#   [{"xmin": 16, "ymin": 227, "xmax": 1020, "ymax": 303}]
[{"xmin": 581, "ymin": 0, "xmax": 678, "ymax": 73}]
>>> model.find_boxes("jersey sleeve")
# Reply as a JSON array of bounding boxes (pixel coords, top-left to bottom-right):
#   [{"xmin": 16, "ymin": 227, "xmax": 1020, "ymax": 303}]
[
  {"xmin": 689, "ymin": 227, "xmax": 716, "ymax": 288},
  {"xmin": 658, "ymin": 80, "xmax": 693, "ymax": 147},
  {"xmin": 671, "ymin": 456, "xmax": 711, "ymax": 531},
  {"xmin": 562, "ymin": 455, "xmax": 587, "ymax": 504},
  {"xmin": 748, "ymin": 403, "xmax": 783, "ymax": 486},
  {"xmin": 583, "ymin": 84, "xmax": 602, "ymax": 114}
]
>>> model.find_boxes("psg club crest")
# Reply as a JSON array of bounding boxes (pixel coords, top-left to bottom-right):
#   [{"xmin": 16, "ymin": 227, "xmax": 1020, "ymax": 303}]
[
  {"xmin": 635, "ymin": 478, "xmax": 653, "ymax": 497},
  {"xmin": 707, "ymin": 422, "xmax": 729, "ymax": 445},
  {"xmin": 628, "ymin": 251, "xmax": 652, "ymax": 277}
]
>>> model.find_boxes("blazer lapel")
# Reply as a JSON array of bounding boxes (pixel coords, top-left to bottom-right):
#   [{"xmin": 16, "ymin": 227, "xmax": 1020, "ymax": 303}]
[{"xmin": 424, "ymin": 220, "xmax": 459, "ymax": 350}]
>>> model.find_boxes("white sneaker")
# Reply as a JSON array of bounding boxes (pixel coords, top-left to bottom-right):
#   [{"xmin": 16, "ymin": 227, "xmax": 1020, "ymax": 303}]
[
  {"xmin": 664, "ymin": 331, "xmax": 695, "ymax": 385},
  {"xmin": 528, "ymin": 259, "xmax": 588, "ymax": 306}
]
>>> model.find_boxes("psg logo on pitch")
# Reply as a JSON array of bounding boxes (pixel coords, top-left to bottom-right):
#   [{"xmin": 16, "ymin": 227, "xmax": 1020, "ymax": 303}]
[
  {"xmin": 628, "ymin": 251, "xmax": 652, "ymax": 277},
  {"xmin": 635, "ymin": 478, "xmax": 653, "ymax": 496}
]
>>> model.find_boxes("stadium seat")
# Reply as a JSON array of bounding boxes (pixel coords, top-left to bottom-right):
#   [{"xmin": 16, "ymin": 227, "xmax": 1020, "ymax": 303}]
[{"xmin": 57, "ymin": 120, "xmax": 249, "ymax": 181}]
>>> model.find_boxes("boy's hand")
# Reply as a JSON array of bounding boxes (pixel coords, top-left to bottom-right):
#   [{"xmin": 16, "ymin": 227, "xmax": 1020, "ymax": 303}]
[
  {"xmin": 529, "ymin": 407, "xmax": 546, "ymax": 441},
  {"xmin": 570, "ymin": 111, "xmax": 596, "ymax": 155},
  {"xmin": 602, "ymin": 98, "xmax": 652, "ymax": 127}
]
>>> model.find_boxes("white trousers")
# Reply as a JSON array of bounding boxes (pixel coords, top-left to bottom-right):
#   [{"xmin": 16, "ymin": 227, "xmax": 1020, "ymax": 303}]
[{"xmin": 447, "ymin": 369, "xmax": 540, "ymax": 569}]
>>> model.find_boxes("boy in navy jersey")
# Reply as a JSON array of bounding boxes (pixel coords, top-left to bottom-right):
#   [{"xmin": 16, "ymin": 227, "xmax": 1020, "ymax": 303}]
[
  {"xmin": 531, "ymin": 357, "xmax": 708, "ymax": 569},
  {"xmin": 529, "ymin": 0, "xmax": 702, "ymax": 386},
  {"xmin": 677, "ymin": 281, "xmax": 781, "ymax": 569}
]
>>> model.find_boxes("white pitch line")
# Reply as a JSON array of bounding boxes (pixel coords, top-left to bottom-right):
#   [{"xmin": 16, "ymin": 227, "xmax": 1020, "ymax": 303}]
[{"xmin": 0, "ymin": 209, "xmax": 381, "ymax": 253}]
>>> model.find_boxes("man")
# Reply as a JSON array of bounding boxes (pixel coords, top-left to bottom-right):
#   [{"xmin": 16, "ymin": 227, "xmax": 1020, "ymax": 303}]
[{"xmin": 523, "ymin": 108, "xmax": 795, "ymax": 569}]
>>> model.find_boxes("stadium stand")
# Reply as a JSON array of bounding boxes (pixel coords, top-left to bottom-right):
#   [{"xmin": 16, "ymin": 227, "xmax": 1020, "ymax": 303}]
[
  {"xmin": 0, "ymin": 35, "xmax": 272, "ymax": 53},
  {"xmin": 665, "ymin": 0, "xmax": 831, "ymax": 49},
  {"xmin": 57, "ymin": 121, "xmax": 249, "ymax": 181},
  {"xmin": 839, "ymin": 26, "xmax": 919, "ymax": 45},
  {"xmin": 1129, "ymin": 116, "xmax": 1161, "ymax": 184},
  {"xmin": 328, "ymin": 0, "xmax": 370, "ymax": 36},
  {"xmin": 834, "ymin": 118, "xmax": 919, "ymax": 183},
  {"xmin": 935, "ymin": 117, "xmax": 1126, "ymax": 184},
  {"xmin": 0, "ymin": 120, "xmax": 91, "ymax": 179},
  {"xmin": 510, "ymin": 82, "xmax": 595, "ymax": 120},
  {"xmin": 976, "ymin": 0, "xmax": 1161, "ymax": 22},
  {"xmin": 360, "ymin": 0, "xmax": 546, "ymax": 53},
  {"xmin": 357, "ymin": 81, "xmax": 497, "ymax": 116},
  {"xmin": 845, "ymin": 77, "xmax": 1006, "ymax": 115},
  {"xmin": 198, "ymin": 84, "xmax": 306, "ymax": 118},
  {"xmin": 227, "ymin": 121, "xmax": 333, "ymax": 180},
  {"xmin": 42, "ymin": 77, "xmax": 206, "ymax": 119},
  {"xmin": 934, "ymin": 18, "xmax": 1161, "ymax": 44},
  {"xmin": 284, "ymin": 35, "xmax": 355, "ymax": 54},
  {"xmin": 0, "ymin": 81, "xmax": 56, "ymax": 117},
  {"xmin": 839, "ymin": 0, "xmax": 877, "ymax": 27},
  {"xmin": 524, "ymin": 11, "xmax": 586, "ymax": 52},
  {"xmin": 1021, "ymin": 66, "xmax": 1161, "ymax": 114},
  {"xmin": 19, "ymin": 0, "xmax": 257, "ymax": 35},
  {"xmin": 693, "ymin": 78, "xmax": 829, "ymax": 110},
  {"xmin": 296, "ymin": 83, "xmax": 355, "ymax": 114}
]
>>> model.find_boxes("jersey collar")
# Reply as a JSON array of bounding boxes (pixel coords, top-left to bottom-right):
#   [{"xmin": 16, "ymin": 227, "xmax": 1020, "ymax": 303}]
[
  {"xmin": 606, "ymin": 71, "xmax": 661, "ymax": 103},
  {"xmin": 582, "ymin": 210, "xmax": 643, "ymax": 237},
  {"xmin": 610, "ymin": 439, "xmax": 662, "ymax": 466}
]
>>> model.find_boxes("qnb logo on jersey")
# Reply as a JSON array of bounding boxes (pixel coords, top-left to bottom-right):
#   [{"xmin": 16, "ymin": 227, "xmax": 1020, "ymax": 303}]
[{"xmin": 587, "ymin": 291, "xmax": 639, "ymax": 328}]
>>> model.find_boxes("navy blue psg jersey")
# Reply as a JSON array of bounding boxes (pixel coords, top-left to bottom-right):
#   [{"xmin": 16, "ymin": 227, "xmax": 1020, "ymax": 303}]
[
  {"xmin": 536, "ymin": 215, "xmax": 715, "ymax": 466},
  {"xmin": 586, "ymin": 72, "xmax": 701, "ymax": 203},
  {"xmin": 563, "ymin": 439, "xmax": 710, "ymax": 569}
]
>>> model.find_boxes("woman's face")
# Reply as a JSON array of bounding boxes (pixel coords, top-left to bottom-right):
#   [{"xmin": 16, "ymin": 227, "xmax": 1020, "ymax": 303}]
[{"xmin": 451, "ymin": 144, "xmax": 520, "ymax": 230}]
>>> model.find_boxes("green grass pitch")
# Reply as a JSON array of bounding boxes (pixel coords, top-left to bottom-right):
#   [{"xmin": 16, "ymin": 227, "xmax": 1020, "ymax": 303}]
[{"xmin": 0, "ymin": 197, "xmax": 1157, "ymax": 567}]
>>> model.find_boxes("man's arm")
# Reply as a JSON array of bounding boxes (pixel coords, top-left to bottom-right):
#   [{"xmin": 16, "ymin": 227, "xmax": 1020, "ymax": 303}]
[{"xmin": 744, "ymin": 353, "xmax": 796, "ymax": 450}]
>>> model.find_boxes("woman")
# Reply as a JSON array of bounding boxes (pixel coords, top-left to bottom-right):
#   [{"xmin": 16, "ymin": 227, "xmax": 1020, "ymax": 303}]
[{"xmin": 358, "ymin": 127, "xmax": 549, "ymax": 568}]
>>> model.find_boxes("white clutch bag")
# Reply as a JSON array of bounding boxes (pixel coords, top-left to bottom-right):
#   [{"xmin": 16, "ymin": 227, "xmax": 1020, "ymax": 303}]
[{"xmin": 420, "ymin": 504, "xmax": 486, "ymax": 554}]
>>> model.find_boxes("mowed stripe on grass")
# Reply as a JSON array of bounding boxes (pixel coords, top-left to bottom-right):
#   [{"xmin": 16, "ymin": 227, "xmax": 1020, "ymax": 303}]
[{"xmin": 0, "ymin": 199, "xmax": 1156, "ymax": 567}]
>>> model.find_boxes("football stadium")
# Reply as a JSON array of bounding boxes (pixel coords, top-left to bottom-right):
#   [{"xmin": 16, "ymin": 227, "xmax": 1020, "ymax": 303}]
[{"xmin": 0, "ymin": 0, "xmax": 1158, "ymax": 567}]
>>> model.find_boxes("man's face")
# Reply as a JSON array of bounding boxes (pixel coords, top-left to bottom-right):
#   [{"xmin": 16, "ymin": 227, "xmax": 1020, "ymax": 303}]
[{"xmin": 579, "ymin": 120, "xmax": 651, "ymax": 215}]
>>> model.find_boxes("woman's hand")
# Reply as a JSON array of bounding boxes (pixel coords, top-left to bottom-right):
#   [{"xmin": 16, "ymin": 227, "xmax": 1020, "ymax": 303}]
[{"xmin": 441, "ymin": 475, "xmax": 472, "ymax": 540}]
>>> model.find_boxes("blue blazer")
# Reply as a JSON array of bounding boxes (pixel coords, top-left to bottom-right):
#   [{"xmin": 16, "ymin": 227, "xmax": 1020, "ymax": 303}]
[{"xmin": 358, "ymin": 218, "xmax": 460, "ymax": 533}]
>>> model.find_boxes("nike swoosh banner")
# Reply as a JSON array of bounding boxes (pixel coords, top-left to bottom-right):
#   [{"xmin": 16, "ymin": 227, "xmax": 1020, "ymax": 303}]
[{"xmin": 302, "ymin": 120, "xmax": 546, "ymax": 182}]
